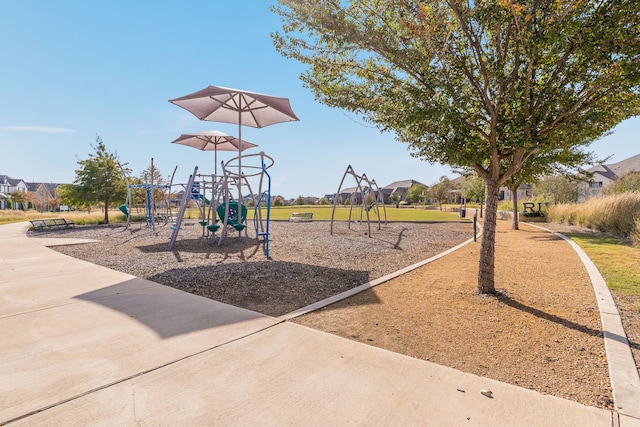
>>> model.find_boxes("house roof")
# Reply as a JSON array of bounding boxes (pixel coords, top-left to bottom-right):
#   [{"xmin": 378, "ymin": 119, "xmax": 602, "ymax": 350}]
[
  {"xmin": 0, "ymin": 175, "xmax": 27, "ymax": 187},
  {"xmin": 586, "ymin": 153, "xmax": 640, "ymax": 181},
  {"xmin": 383, "ymin": 179, "xmax": 425, "ymax": 190}
]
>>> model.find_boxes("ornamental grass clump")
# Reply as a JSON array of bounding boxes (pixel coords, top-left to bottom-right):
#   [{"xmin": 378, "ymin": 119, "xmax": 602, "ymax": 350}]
[{"xmin": 548, "ymin": 192, "xmax": 640, "ymax": 243}]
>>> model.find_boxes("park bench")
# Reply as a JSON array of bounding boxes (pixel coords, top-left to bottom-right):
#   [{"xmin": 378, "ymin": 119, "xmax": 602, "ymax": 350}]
[
  {"xmin": 29, "ymin": 218, "xmax": 75, "ymax": 231},
  {"xmin": 288, "ymin": 212, "xmax": 313, "ymax": 222}
]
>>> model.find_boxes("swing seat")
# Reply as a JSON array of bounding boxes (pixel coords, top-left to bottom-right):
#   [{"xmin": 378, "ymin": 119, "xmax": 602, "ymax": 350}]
[
  {"xmin": 217, "ymin": 202, "xmax": 248, "ymax": 232},
  {"xmin": 207, "ymin": 224, "xmax": 220, "ymax": 233}
]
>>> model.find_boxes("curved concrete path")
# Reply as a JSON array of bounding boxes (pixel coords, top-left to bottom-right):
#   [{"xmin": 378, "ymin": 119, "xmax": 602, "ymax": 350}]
[{"xmin": 0, "ymin": 221, "xmax": 633, "ymax": 426}]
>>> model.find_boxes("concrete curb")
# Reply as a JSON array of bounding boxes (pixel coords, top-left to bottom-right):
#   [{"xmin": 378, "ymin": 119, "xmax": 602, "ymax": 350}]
[
  {"xmin": 531, "ymin": 224, "xmax": 640, "ymax": 423},
  {"xmin": 279, "ymin": 233, "xmax": 481, "ymax": 321}
]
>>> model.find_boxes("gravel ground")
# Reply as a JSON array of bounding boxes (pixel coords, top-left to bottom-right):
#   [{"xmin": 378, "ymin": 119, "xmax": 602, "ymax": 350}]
[{"xmin": 39, "ymin": 219, "xmax": 472, "ymax": 316}]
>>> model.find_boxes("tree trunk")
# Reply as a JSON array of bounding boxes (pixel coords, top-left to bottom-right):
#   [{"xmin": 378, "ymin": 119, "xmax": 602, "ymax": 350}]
[
  {"xmin": 511, "ymin": 186, "xmax": 519, "ymax": 230},
  {"xmin": 478, "ymin": 180, "xmax": 499, "ymax": 294},
  {"xmin": 104, "ymin": 199, "xmax": 110, "ymax": 224}
]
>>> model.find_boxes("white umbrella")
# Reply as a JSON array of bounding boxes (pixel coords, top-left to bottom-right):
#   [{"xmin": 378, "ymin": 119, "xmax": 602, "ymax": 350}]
[{"xmin": 169, "ymin": 86, "xmax": 299, "ymax": 205}]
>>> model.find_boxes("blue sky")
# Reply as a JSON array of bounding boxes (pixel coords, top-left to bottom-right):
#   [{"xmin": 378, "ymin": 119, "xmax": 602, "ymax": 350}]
[{"xmin": 1, "ymin": 2, "xmax": 637, "ymax": 200}]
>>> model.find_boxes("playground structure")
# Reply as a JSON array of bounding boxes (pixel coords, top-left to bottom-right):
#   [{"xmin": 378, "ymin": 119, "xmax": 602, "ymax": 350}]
[
  {"xmin": 168, "ymin": 151, "xmax": 275, "ymax": 258},
  {"xmin": 330, "ymin": 165, "xmax": 387, "ymax": 237},
  {"xmin": 119, "ymin": 159, "xmax": 177, "ymax": 231},
  {"xmin": 168, "ymin": 85, "xmax": 300, "ymax": 259}
]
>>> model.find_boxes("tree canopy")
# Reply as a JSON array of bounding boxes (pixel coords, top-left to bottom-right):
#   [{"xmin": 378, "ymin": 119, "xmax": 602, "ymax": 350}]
[
  {"xmin": 405, "ymin": 182, "xmax": 427, "ymax": 204},
  {"xmin": 273, "ymin": 0, "xmax": 640, "ymax": 293},
  {"xmin": 73, "ymin": 136, "xmax": 127, "ymax": 224},
  {"xmin": 605, "ymin": 172, "xmax": 640, "ymax": 195},
  {"xmin": 427, "ymin": 176, "xmax": 453, "ymax": 209}
]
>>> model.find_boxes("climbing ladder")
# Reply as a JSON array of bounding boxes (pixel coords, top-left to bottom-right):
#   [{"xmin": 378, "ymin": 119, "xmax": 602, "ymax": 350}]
[
  {"xmin": 254, "ymin": 157, "xmax": 272, "ymax": 258},
  {"xmin": 168, "ymin": 166, "xmax": 198, "ymax": 250}
]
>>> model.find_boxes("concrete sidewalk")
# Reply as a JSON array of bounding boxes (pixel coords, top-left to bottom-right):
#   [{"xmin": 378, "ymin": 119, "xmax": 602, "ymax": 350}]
[{"xmin": 0, "ymin": 221, "xmax": 627, "ymax": 426}]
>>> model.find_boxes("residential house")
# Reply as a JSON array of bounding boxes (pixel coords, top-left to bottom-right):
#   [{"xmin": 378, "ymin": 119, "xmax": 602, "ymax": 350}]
[
  {"xmin": 382, "ymin": 179, "xmax": 425, "ymax": 204},
  {"xmin": 325, "ymin": 186, "xmax": 365, "ymax": 205},
  {"xmin": 498, "ymin": 184, "xmax": 533, "ymax": 202},
  {"xmin": 580, "ymin": 153, "xmax": 640, "ymax": 200},
  {"xmin": 0, "ymin": 175, "xmax": 28, "ymax": 210},
  {"xmin": 26, "ymin": 182, "xmax": 61, "ymax": 212}
]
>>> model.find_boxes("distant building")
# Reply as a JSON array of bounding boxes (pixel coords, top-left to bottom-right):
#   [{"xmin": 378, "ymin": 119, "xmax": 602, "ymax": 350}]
[
  {"xmin": 498, "ymin": 184, "xmax": 533, "ymax": 202},
  {"xmin": 0, "ymin": 175, "xmax": 28, "ymax": 210},
  {"xmin": 580, "ymin": 153, "xmax": 640, "ymax": 200},
  {"xmin": 382, "ymin": 179, "xmax": 425, "ymax": 204},
  {"xmin": 26, "ymin": 182, "xmax": 62, "ymax": 212},
  {"xmin": 325, "ymin": 179, "xmax": 426, "ymax": 205}
]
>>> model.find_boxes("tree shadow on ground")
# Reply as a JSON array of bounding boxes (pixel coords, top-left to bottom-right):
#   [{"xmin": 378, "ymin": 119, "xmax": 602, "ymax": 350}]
[
  {"xmin": 138, "ymin": 236, "xmax": 265, "ymax": 261},
  {"xmin": 148, "ymin": 261, "xmax": 379, "ymax": 317},
  {"xmin": 497, "ymin": 292, "xmax": 639, "ymax": 350}
]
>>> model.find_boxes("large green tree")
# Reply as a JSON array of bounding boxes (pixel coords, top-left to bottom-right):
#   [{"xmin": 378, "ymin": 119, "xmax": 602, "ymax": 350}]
[
  {"xmin": 73, "ymin": 136, "xmax": 127, "ymax": 224},
  {"xmin": 272, "ymin": 0, "xmax": 640, "ymax": 294}
]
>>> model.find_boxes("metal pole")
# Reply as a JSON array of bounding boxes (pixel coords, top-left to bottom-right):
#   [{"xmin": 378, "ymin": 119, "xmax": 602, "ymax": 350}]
[{"xmin": 473, "ymin": 213, "xmax": 478, "ymax": 242}]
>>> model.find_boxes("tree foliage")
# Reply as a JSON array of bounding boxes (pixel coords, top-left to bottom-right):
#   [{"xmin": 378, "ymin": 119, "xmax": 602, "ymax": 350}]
[
  {"xmin": 427, "ymin": 176, "xmax": 453, "ymax": 210},
  {"xmin": 272, "ymin": 0, "xmax": 640, "ymax": 293},
  {"xmin": 10, "ymin": 190, "xmax": 28, "ymax": 210},
  {"xmin": 605, "ymin": 172, "xmax": 640, "ymax": 195},
  {"xmin": 73, "ymin": 136, "xmax": 127, "ymax": 224},
  {"xmin": 533, "ymin": 174, "xmax": 582, "ymax": 204},
  {"xmin": 405, "ymin": 183, "xmax": 426, "ymax": 204},
  {"xmin": 461, "ymin": 174, "xmax": 485, "ymax": 203}
]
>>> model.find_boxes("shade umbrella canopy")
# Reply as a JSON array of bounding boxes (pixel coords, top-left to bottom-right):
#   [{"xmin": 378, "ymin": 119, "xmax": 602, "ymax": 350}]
[
  {"xmin": 168, "ymin": 85, "xmax": 300, "ymax": 128},
  {"xmin": 171, "ymin": 130, "xmax": 257, "ymax": 152},
  {"xmin": 171, "ymin": 130, "xmax": 257, "ymax": 176},
  {"xmin": 169, "ymin": 86, "xmax": 299, "ymax": 236}
]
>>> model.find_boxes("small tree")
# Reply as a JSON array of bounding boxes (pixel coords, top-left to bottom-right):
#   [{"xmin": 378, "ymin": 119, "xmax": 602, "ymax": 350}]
[
  {"xmin": 461, "ymin": 174, "xmax": 485, "ymax": 217},
  {"xmin": 58, "ymin": 184, "xmax": 91, "ymax": 212},
  {"xmin": 272, "ymin": 196, "xmax": 285, "ymax": 207},
  {"xmin": 295, "ymin": 195, "xmax": 306, "ymax": 206},
  {"xmin": 389, "ymin": 191, "xmax": 400, "ymax": 206},
  {"xmin": 10, "ymin": 190, "xmax": 28, "ymax": 211},
  {"xmin": 533, "ymin": 174, "xmax": 582, "ymax": 204},
  {"xmin": 427, "ymin": 176, "xmax": 453, "ymax": 210},
  {"xmin": 405, "ymin": 183, "xmax": 427, "ymax": 205},
  {"xmin": 74, "ymin": 135, "xmax": 127, "ymax": 224}
]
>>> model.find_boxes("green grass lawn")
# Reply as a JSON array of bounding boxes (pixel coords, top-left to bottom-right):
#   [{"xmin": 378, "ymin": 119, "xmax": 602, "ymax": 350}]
[
  {"xmin": 2, "ymin": 204, "xmax": 467, "ymax": 226},
  {"xmin": 250, "ymin": 205, "xmax": 467, "ymax": 222},
  {"xmin": 565, "ymin": 233, "xmax": 640, "ymax": 296}
]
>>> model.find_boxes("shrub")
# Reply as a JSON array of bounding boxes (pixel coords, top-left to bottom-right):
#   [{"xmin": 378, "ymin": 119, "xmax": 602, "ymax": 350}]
[{"xmin": 548, "ymin": 192, "xmax": 640, "ymax": 242}]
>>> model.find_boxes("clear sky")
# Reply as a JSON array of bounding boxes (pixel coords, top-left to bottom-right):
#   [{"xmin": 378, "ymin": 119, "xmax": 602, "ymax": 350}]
[{"xmin": 1, "ymin": 2, "xmax": 637, "ymax": 200}]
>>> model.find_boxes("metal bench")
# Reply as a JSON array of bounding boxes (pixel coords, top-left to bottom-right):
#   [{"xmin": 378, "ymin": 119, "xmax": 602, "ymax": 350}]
[
  {"xmin": 29, "ymin": 218, "xmax": 76, "ymax": 231},
  {"xmin": 288, "ymin": 212, "xmax": 313, "ymax": 222}
]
